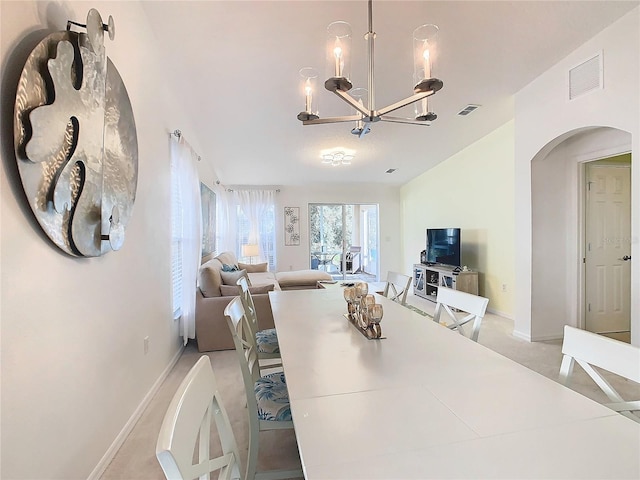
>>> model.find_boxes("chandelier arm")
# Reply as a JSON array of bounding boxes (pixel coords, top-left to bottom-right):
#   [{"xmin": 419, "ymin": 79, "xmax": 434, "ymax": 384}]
[
  {"xmin": 302, "ymin": 115, "xmax": 363, "ymax": 125},
  {"xmin": 380, "ymin": 116, "xmax": 432, "ymax": 126},
  {"xmin": 333, "ymin": 90, "xmax": 370, "ymax": 116},
  {"xmin": 376, "ymin": 90, "xmax": 434, "ymax": 117}
]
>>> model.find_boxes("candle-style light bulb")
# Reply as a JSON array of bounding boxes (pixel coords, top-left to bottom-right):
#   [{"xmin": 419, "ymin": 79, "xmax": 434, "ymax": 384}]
[
  {"xmin": 413, "ymin": 24, "xmax": 438, "ymax": 84},
  {"xmin": 305, "ymin": 78, "xmax": 313, "ymax": 112},
  {"xmin": 334, "ymin": 39, "xmax": 343, "ymax": 77},
  {"xmin": 423, "ymin": 46, "xmax": 431, "ymax": 79}
]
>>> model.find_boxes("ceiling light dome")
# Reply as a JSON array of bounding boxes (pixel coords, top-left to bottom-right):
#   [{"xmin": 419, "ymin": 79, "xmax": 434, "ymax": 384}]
[{"xmin": 321, "ymin": 150, "xmax": 355, "ymax": 166}]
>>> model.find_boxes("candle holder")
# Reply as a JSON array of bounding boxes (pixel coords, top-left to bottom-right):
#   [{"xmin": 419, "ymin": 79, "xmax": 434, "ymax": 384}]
[{"xmin": 344, "ymin": 282, "xmax": 384, "ymax": 339}]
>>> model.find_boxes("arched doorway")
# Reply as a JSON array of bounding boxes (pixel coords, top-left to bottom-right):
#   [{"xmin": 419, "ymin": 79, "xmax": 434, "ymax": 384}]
[{"xmin": 530, "ymin": 126, "xmax": 632, "ymax": 341}]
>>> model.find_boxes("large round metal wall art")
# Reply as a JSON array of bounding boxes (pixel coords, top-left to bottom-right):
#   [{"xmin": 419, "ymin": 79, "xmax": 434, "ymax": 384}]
[{"xmin": 13, "ymin": 9, "xmax": 138, "ymax": 257}]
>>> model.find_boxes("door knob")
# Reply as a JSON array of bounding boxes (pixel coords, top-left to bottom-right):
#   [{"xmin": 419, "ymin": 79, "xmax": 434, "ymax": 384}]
[{"xmin": 622, "ymin": 255, "xmax": 631, "ymax": 261}]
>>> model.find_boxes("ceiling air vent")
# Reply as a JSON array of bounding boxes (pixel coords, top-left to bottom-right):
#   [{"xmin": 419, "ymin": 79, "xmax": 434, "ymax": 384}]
[
  {"xmin": 569, "ymin": 52, "xmax": 602, "ymax": 100},
  {"xmin": 385, "ymin": 168, "xmax": 396, "ymax": 174},
  {"xmin": 457, "ymin": 104, "xmax": 480, "ymax": 116}
]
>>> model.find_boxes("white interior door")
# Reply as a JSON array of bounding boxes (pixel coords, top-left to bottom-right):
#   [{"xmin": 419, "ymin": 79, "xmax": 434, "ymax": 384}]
[{"xmin": 585, "ymin": 163, "xmax": 631, "ymax": 333}]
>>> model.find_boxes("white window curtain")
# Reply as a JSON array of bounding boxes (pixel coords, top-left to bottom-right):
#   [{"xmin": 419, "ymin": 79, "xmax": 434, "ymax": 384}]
[
  {"xmin": 170, "ymin": 136, "xmax": 202, "ymax": 345},
  {"xmin": 217, "ymin": 189, "xmax": 276, "ymax": 269},
  {"xmin": 216, "ymin": 189, "xmax": 236, "ymax": 254}
]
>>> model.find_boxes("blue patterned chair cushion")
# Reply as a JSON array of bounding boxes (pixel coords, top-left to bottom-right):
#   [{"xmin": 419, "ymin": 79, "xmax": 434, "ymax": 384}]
[
  {"xmin": 254, "ymin": 372, "xmax": 291, "ymax": 422},
  {"xmin": 256, "ymin": 328, "xmax": 280, "ymax": 354}
]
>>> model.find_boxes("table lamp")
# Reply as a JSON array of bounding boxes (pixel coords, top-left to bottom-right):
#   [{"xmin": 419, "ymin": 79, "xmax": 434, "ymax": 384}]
[{"xmin": 241, "ymin": 244, "xmax": 259, "ymax": 264}]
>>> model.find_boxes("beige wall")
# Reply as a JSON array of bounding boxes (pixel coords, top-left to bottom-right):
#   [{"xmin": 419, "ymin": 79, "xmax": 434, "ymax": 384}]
[
  {"xmin": 514, "ymin": 7, "xmax": 639, "ymax": 343},
  {"xmin": 400, "ymin": 122, "xmax": 515, "ymax": 317},
  {"xmin": 0, "ymin": 2, "xmax": 199, "ymax": 478}
]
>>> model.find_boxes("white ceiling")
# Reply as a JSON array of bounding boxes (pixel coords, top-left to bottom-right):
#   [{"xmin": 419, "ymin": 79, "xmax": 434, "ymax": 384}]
[{"xmin": 141, "ymin": 1, "xmax": 638, "ymax": 187}]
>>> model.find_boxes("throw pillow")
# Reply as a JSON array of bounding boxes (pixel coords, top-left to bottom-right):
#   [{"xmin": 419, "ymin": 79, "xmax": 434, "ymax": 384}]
[
  {"xmin": 221, "ymin": 263, "xmax": 239, "ymax": 272},
  {"xmin": 220, "ymin": 269, "xmax": 250, "ymax": 286},
  {"xmin": 219, "ymin": 283, "xmax": 274, "ymax": 296},
  {"xmin": 238, "ymin": 262, "xmax": 268, "ymax": 273}
]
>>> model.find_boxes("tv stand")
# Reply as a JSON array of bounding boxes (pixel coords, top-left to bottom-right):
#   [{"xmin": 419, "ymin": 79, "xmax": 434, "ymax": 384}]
[{"xmin": 413, "ymin": 264, "xmax": 478, "ymax": 302}]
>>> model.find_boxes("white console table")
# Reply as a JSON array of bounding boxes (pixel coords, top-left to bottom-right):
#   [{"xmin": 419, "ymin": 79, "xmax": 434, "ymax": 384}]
[{"xmin": 414, "ymin": 263, "xmax": 478, "ymax": 301}]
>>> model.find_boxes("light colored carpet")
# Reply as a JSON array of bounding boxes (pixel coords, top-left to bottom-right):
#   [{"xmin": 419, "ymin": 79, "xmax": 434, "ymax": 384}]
[{"xmin": 101, "ymin": 295, "xmax": 639, "ymax": 480}]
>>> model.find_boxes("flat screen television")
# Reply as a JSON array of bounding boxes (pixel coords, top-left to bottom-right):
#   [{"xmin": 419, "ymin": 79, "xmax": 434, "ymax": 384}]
[{"xmin": 426, "ymin": 228, "xmax": 461, "ymax": 267}]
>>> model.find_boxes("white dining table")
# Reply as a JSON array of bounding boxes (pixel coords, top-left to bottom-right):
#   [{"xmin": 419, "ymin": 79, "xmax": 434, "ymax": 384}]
[{"xmin": 269, "ymin": 288, "xmax": 640, "ymax": 479}]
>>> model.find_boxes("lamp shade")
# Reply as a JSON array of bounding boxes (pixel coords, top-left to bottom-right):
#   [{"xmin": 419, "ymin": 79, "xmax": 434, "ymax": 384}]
[
  {"xmin": 242, "ymin": 244, "xmax": 259, "ymax": 257},
  {"xmin": 326, "ymin": 21, "xmax": 352, "ymax": 80},
  {"xmin": 299, "ymin": 67, "xmax": 319, "ymax": 117},
  {"xmin": 413, "ymin": 24, "xmax": 439, "ymax": 82}
]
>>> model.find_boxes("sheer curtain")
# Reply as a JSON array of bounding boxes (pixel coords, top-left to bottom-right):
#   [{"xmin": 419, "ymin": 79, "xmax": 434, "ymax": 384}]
[
  {"xmin": 216, "ymin": 189, "xmax": 276, "ymax": 268},
  {"xmin": 216, "ymin": 189, "xmax": 236, "ymax": 254},
  {"xmin": 170, "ymin": 136, "xmax": 202, "ymax": 345}
]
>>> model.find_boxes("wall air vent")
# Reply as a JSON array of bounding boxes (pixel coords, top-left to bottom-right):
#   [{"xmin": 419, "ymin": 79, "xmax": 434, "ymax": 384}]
[
  {"xmin": 569, "ymin": 52, "xmax": 602, "ymax": 100},
  {"xmin": 385, "ymin": 168, "xmax": 397, "ymax": 174},
  {"xmin": 457, "ymin": 104, "xmax": 480, "ymax": 116}
]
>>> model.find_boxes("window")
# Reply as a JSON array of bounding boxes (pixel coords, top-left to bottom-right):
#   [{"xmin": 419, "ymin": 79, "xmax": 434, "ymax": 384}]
[
  {"xmin": 233, "ymin": 190, "xmax": 277, "ymax": 270},
  {"xmin": 236, "ymin": 204, "xmax": 276, "ymax": 270},
  {"xmin": 170, "ymin": 137, "xmax": 201, "ymax": 344}
]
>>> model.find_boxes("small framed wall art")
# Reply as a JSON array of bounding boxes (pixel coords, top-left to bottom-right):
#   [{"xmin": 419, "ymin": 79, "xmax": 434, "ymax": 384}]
[{"xmin": 284, "ymin": 207, "xmax": 300, "ymax": 246}]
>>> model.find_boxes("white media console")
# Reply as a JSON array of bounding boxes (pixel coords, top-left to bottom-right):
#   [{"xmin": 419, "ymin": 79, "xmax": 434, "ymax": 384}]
[{"xmin": 413, "ymin": 263, "xmax": 478, "ymax": 302}]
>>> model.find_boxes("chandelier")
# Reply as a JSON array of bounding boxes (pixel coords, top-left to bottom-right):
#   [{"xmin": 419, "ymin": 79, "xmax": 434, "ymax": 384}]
[{"xmin": 297, "ymin": 0, "xmax": 443, "ymax": 137}]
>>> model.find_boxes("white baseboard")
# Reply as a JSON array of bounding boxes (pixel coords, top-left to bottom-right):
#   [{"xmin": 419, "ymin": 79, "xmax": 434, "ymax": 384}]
[
  {"xmin": 530, "ymin": 333, "xmax": 564, "ymax": 342},
  {"xmin": 88, "ymin": 345, "xmax": 185, "ymax": 480},
  {"xmin": 486, "ymin": 307, "xmax": 513, "ymax": 320},
  {"xmin": 512, "ymin": 329, "xmax": 532, "ymax": 342},
  {"xmin": 512, "ymin": 329, "xmax": 563, "ymax": 342}
]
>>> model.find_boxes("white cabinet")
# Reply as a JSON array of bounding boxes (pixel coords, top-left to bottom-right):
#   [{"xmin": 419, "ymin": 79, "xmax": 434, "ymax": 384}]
[{"xmin": 413, "ymin": 264, "xmax": 478, "ymax": 302}]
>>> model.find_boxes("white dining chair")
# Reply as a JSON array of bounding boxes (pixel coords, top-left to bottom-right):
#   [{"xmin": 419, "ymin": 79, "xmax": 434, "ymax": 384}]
[
  {"xmin": 236, "ymin": 277, "xmax": 282, "ymax": 370},
  {"xmin": 432, "ymin": 287, "xmax": 489, "ymax": 342},
  {"xmin": 224, "ymin": 297, "xmax": 303, "ymax": 480},
  {"xmin": 559, "ymin": 325, "xmax": 640, "ymax": 423},
  {"xmin": 156, "ymin": 356, "xmax": 241, "ymax": 480},
  {"xmin": 382, "ymin": 271, "xmax": 412, "ymax": 306}
]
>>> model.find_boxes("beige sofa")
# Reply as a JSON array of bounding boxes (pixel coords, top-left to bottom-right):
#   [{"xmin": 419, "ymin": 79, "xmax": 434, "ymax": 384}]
[{"xmin": 195, "ymin": 251, "xmax": 331, "ymax": 352}]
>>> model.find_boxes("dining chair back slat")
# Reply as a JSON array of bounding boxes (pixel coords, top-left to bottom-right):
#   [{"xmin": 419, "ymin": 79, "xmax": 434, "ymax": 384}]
[
  {"xmin": 433, "ymin": 288, "xmax": 489, "ymax": 342},
  {"xmin": 559, "ymin": 325, "xmax": 640, "ymax": 423},
  {"xmin": 156, "ymin": 356, "xmax": 241, "ymax": 480},
  {"xmin": 382, "ymin": 271, "xmax": 412, "ymax": 306}
]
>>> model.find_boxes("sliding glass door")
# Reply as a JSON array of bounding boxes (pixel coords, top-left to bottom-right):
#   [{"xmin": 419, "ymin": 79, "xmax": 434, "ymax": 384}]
[{"xmin": 309, "ymin": 203, "xmax": 378, "ymax": 281}]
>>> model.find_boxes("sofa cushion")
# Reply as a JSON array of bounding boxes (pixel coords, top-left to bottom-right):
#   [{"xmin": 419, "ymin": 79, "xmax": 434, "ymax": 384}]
[
  {"xmin": 199, "ymin": 258, "xmax": 224, "ymax": 297},
  {"xmin": 201, "ymin": 253, "xmax": 216, "ymax": 264},
  {"xmin": 215, "ymin": 251, "xmax": 238, "ymax": 267},
  {"xmin": 220, "ymin": 269, "xmax": 250, "ymax": 286},
  {"xmin": 248, "ymin": 272, "xmax": 281, "ymax": 291},
  {"xmin": 276, "ymin": 269, "xmax": 332, "ymax": 287},
  {"xmin": 221, "ymin": 263, "xmax": 239, "ymax": 272},
  {"xmin": 238, "ymin": 262, "xmax": 268, "ymax": 273},
  {"xmin": 219, "ymin": 283, "xmax": 274, "ymax": 296}
]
